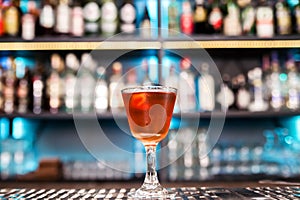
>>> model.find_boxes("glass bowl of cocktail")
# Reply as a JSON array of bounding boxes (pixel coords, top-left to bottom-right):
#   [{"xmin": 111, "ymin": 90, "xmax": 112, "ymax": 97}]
[{"xmin": 122, "ymin": 85, "xmax": 177, "ymax": 199}]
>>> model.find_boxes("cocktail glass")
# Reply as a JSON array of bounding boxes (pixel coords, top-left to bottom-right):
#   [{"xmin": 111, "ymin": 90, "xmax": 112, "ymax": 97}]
[{"xmin": 122, "ymin": 85, "xmax": 177, "ymax": 199}]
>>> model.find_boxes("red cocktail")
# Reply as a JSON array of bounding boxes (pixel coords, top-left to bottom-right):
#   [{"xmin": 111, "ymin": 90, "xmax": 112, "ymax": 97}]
[
  {"xmin": 122, "ymin": 86, "xmax": 177, "ymax": 198},
  {"xmin": 122, "ymin": 90, "xmax": 176, "ymax": 146}
]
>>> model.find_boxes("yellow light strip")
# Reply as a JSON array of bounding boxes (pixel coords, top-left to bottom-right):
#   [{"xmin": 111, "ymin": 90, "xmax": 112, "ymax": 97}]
[
  {"xmin": 163, "ymin": 40, "xmax": 300, "ymax": 49},
  {"xmin": 0, "ymin": 41, "xmax": 161, "ymax": 50},
  {"xmin": 0, "ymin": 40, "xmax": 299, "ymax": 50}
]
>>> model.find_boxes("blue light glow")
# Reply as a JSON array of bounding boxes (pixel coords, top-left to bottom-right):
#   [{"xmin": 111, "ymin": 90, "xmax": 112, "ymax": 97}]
[
  {"xmin": 20, "ymin": 0, "xmax": 29, "ymax": 13},
  {"xmin": 13, "ymin": 118, "xmax": 26, "ymax": 139},
  {"xmin": 284, "ymin": 116, "xmax": 300, "ymax": 141},
  {"xmin": 147, "ymin": 0, "xmax": 158, "ymax": 37},
  {"xmin": 161, "ymin": 0, "xmax": 171, "ymax": 37},
  {"xmin": 0, "ymin": 57, "xmax": 10, "ymax": 70},
  {"xmin": 295, "ymin": 116, "xmax": 300, "ymax": 141},
  {"xmin": 279, "ymin": 73, "xmax": 288, "ymax": 82},
  {"xmin": 0, "ymin": 118, "xmax": 10, "ymax": 139},
  {"xmin": 287, "ymin": 0, "xmax": 298, "ymax": 7},
  {"xmin": 134, "ymin": 0, "xmax": 146, "ymax": 28},
  {"xmin": 15, "ymin": 57, "xmax": 26, "ymax": 78},
  {"xmin": 170, "ymin": 117, "xmax": 181, "ymax": 130},
  {"xmin": 285, "ymin": 135, "xmax": 294, "ymax": 145},
  {"xmin": 12, "ymin": 118, "xmax": 37, "ymax": 142}
]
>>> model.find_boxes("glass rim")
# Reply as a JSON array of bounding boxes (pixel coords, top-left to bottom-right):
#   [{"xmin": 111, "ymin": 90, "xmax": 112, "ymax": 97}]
[{"xmin": 121, "ymin": 85, "xmax": 177, "ymax": 94}]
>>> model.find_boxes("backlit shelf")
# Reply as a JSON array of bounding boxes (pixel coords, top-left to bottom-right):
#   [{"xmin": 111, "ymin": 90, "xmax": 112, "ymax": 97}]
[
  {"xmin": 0, "ymin": 41, "xmax": 161, "ymax": 51},
  {"xmin": 0, "ymin": 35, "xmax": 299, "ymax": 50},
  {"xmin": 163, "ymin": 40, "xmax": 300, "ymax": 49}
]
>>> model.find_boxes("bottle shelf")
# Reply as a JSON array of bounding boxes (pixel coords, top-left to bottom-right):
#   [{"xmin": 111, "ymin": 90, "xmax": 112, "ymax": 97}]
[
  {"xmin": 1, "ymin": 35, "xmax": 300, "ymax": 50},
  {"xmin": 0, "ymin": 36, "xmax": 161, "ymax": 50},
  {"xmin": 1, "ymin": 110, "xmax": 300, "ymax": 120},
  {"xmin": 163, "ymin": 35, "xmax": 300, "ymax": 49}
]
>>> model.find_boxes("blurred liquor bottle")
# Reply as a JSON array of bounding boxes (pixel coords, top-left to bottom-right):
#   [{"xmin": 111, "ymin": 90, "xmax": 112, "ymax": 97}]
[
  {"xmin": 70, "ymin": 0, "xmax": 84, "ymax": 37},
  {"xmin": 164, "ymin": 65, "xmax": 179, "ymax": 112},
  {"xmin": 119, "ymin": 0, "xmax": 136, "ymax": 34},
  {"xmin": 32, "ymin": 62, "xmax": 45, "ymax": 114},
  {"xmin": 216, "ymin": 73, "xmax": 234, "ymax": 111},
  {"xmin": 83, "ymin": 0, "xmax": 101, "ymax": 35},
  {"xmin": 168, "ymin": 0, "xmax": 180, "ymax": 35},
  {"xmin": 207, "ymin": 0, "xmax": 223, "ymax": 34},
  {"xmin": 140, "ymin": 5, "xmax": 151, "ymax": 37},
  {"xmin": 229, "ymin": 74, "xmax": 239, "ymax": 110},
  {"xmin": 95, "ymin": 66, "xmax": 108, "ymax": 113},
  {"xmin": 223, "ymin": 0, "xmax": 241, "ymax": 36},
  {"xmin": 165, "ymin": 65, "xmax": 178, "ymax": 89},
  {"xmin": 22, "ymin": 0, "xmax": 39, "ymax": 40},
  {"xmin": 109, "ymin": 62, "xmax": 124, "ymax": 110},
  {"xmin": 3, "ymin": 57, "xmax": 16, "ymax": 114},
  {"xmin": 180, "ymin": 0, "xmax": 194, "ymax": 35},
  {"xmin": 256, "ymin": 0, "xmax": 274, "ymax": 38},
  {"xmin": 295, "ymin": 2, "xmax": 300, "ymax": 33},
  {"xmin": 47, "ymin": 54, "xmax": 65, "ymax": 113},
  {"xmin": 64, "ymin": 53, "xmax": 79, "ymax": 113},
  {"xmin": 269, "ymin": 52, "xmax": 283, "ymax": 110},
  {"xmin": 194, "ymin": 0, "xmax": 208, "ymax": 34},
  {"xmin": 248, "ymin": 67, "xmax": 268, "ymax": 112},
  {"xmin": 100, "ymin": 0, "xmax": 118, "ymax": 36},
  {"xmin": 39, "ymin": 0, "xmax": 55, "ymax": 36},
  {"xmin": 285, "ymin": 55, "xmax": 299, "ymax": 110},
  {"xmin": 16, "ymin": 67, "xmax": 30, "ymax": 113},
  {"xmin": 240, "ymin": 0, "xmax": 256, "ymax": 35},
  {"xmin": 275, "ymin": 0, "xmax": 291, "ymax": 35},
  {"xmin": 262, "ymin": 54, "xmax": 271, "ymax": 103},
  {"xmin": 0, "ymin": 2, "xmax": 4, "ymax": 36},
  {"xmin": 3, "ymin": 0, "xmax": 22, "ymax": 37},
  {"xmin": 79, "ymin": 53, "xmax": 96, "ymax": 113},
  {"xmin": 179, "ymin": 57, "xmax": 196, "ymax": 112},
  {"xmin": 198, "ymin": 63, "xmax": 215, "ymax": 112},
  {"xmin": 55, "ymin": 0, "xmax": 71, "ymax": 35},
  {"xmin": 235, "ymin": 74, "xmax": 250, "ymax": 110}
]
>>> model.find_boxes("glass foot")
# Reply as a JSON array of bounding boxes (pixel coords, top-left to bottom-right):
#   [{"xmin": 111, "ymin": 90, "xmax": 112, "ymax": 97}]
[{"xmin": 127, "ymin": 186, "xmax": 176, "ymax": 199}]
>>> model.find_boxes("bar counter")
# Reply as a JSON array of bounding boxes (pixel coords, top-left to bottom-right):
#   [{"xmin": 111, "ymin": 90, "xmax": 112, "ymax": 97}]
[
  {"xmin": 1, "ymin": 180, "xmax": 300, "ymax": 199},
  {"xmin": 2, "ymin": 180, "xmax": 295, "ymax": 189}
]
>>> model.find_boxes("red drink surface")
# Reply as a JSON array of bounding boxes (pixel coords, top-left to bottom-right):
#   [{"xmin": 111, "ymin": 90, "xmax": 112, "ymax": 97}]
[{"xmin": 122, "ymin": 91, "xmax": 176, "ymax": 146}]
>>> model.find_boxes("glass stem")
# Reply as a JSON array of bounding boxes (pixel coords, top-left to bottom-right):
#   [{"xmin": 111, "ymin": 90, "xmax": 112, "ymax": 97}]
[{"xmin": 143, "ymin": 145, "xmax": 161, "ymax": 187}]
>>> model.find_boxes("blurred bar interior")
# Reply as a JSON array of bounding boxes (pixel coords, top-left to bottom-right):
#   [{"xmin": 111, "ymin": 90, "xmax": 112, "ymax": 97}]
[{"xmin": 1, "ymin": 0, "xmax": 300, "ymax": 188}]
